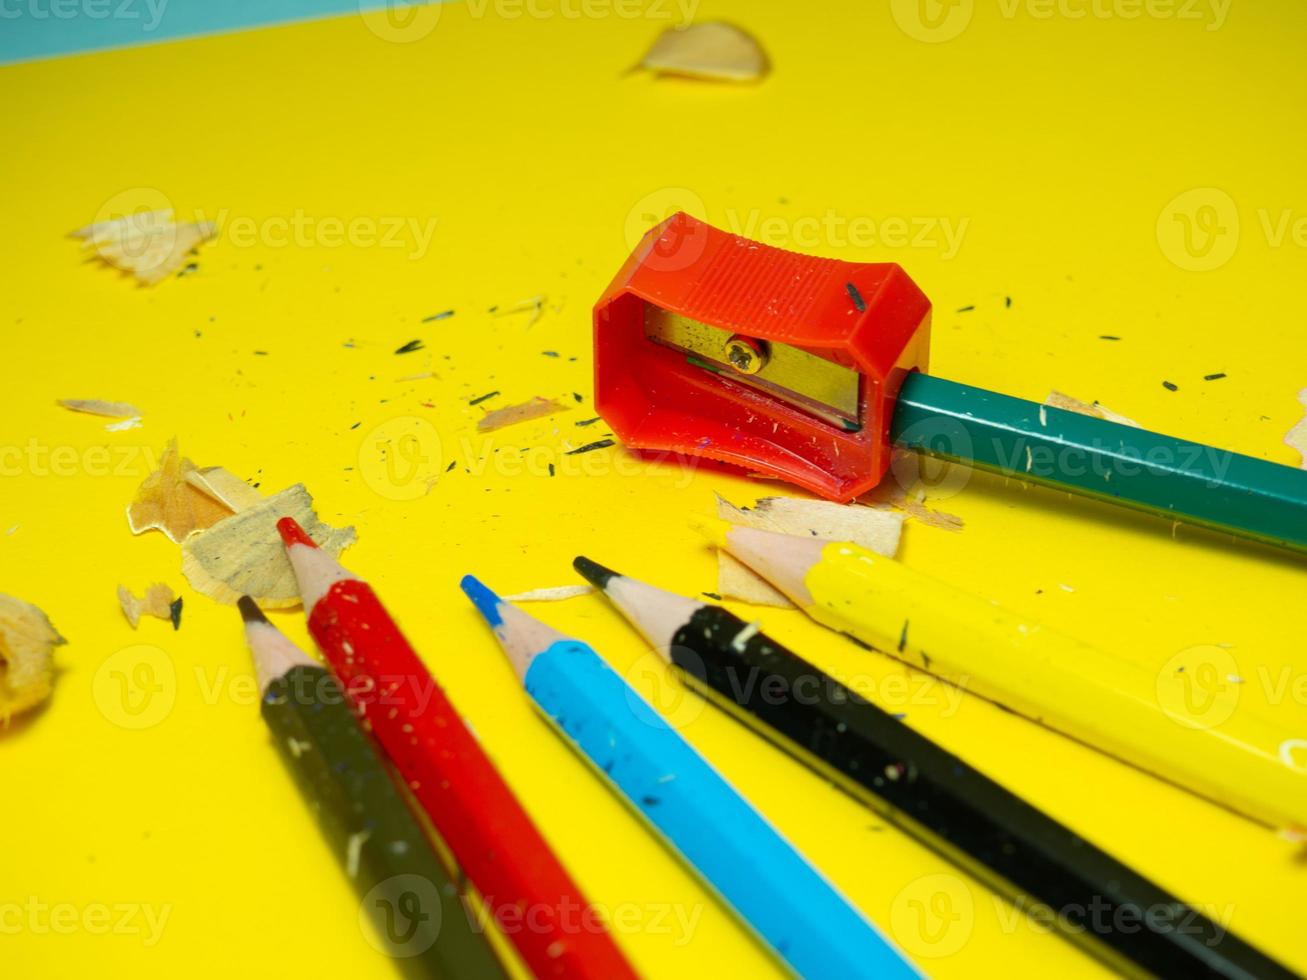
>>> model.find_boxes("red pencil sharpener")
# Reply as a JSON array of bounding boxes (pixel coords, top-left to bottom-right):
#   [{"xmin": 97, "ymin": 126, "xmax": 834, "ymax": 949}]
[{"xmin": 593, "ymin": 212, "xmax": 932, "ymax": 501}]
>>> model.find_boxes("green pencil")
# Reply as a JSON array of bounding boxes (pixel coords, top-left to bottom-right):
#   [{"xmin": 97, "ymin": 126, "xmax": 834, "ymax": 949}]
[{"xmin": 238, "ymin": 597, "xmax": 507, "ymax": 980}]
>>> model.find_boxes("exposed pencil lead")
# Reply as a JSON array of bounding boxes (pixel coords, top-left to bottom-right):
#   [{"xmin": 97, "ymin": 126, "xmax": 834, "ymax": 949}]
[
  {"xmin": 237, "ymin": 595, "xmax": 268, "ymax": 624},
  {"xmin": 278, "ymin": 517, "xmax": 356, "ymax": 609},
  {"xmin": 582, "ymin": 565, "xmax": 707, "ymax": 656},
  {"xmin": 460, "ymin": 575, "xmax": 505, "ymax": 627},
  {"xmin": 239, "ymin": 599, "xmax": 318, "ymax": 691},
  {"xmin": 573, "ymin": 556, "xmax": 620, "ymax": 590},
  {"xmin": 461, "ymin": 575, "xmax": 571, "ymax": 680},
  {"xmin": 277, "ymin": 516, "xmax": 319, "ymax": 549}
]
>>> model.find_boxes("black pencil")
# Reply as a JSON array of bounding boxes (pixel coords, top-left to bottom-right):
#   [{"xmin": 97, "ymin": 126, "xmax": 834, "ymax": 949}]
[
  {"xmin": 238, "ymin": 597, "xmax": 508, "ymax": 980},
  {"xmin": 573, "ymin": 559, "xmax": 1295, "ymax": 980}
]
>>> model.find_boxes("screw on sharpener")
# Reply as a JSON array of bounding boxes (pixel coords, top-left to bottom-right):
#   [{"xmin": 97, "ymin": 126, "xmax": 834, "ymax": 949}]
[
  {"xmin": 724, "ymin": 335, "xmax": 768, "ymax": 375},
  {"xmin": 593, "ymin": 211, "xmax": 931, "ymax": 501}
]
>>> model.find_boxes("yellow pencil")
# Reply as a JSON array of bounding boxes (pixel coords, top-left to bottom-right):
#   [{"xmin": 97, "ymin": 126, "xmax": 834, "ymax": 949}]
[{"xmin": 704, "ymin": 521, "xmax": 1307, "ymax": 832}]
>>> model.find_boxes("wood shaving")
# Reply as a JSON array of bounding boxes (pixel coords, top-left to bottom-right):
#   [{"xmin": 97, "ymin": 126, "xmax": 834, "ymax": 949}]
[
  {"xmin": 883, "ymin": 487, "xmax": 965, "ymax": 532},
  {"xmin": 714, "ymin": 494, "xmax": 904, "ymax": 605},
  {"xmin": 0, "ymin": 594, "xmax": 65, "ymax": 723},
  {"xmin": 57, "ymin": 398, "xmax": 143, "ymax": 419},
  {"xmin": 1286, "ymin": 388, "xmax": 1307, "ymax": 469},
  {"xmin": 492, "ymin": 295, "xmax": 547, "ymax": 328},
  {"xmin": 716, "ymin": 493, "xmax": 904, "ymax": 551},
  {"xmin": 477, "ymin": 397, "xmax": 569, "ymax": 433},
  {"xmin": 70, "ymin": 210, "xmax": 217, "ymax": 286},
  {"xmin": 1044, "ymin": 390, "xmax": 1140, "ymax": 428},
  {"xmin": 639, "ymin": 22, "xmax": 770, "ymax": 82},
  {"xmin": 106, "ymin": 417, "xmax": 143, "ymax": 432},
  {"xmin": 127, "ymin": 440, "xmax": 236, "ymax": 543},
  {"xmin": 181, "ymin": 484, "xmax": 357, "ymax": 608},
  {"xmin": 502, "ymin": 585, "xmax": 594, "ymax": 602},
  {"xmin": 184, "ymin": 466, "xmax": 265, "ymax": 512},
  {"xmin": 117, "ymin": 583, "xmax": 175, "ymax": 629},
  {"xmin": 717, "ymin": 551, "xmax": 791, "ymax": 607}
]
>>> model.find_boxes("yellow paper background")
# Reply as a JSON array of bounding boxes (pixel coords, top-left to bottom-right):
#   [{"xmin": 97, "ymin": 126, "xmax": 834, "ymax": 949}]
[{"xmin": 2, "ymin": 2, "xmax": 1304, "ymax": 977}]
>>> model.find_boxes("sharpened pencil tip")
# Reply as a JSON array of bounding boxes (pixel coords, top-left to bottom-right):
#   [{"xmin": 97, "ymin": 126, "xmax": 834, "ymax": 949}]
[
  {"xmin": 460, "ymin": 575, "xmax": 505, "ymax": 627},
  {"xmin": 276, "ymin": 516, "xmax": 318, "ymax": 549},
  {"xmin": 573, "ymin": 556, "xmax": 620, "ymax": 590},
  {"xmin": 237, "ymin": 595, "xmax": 269, "ymax": 624}
]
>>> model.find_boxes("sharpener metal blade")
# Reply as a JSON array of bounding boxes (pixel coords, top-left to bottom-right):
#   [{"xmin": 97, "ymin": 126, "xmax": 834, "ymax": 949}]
[{"xmin": 644, "ymin": 307, "xmax": 862, "ymax": 429}]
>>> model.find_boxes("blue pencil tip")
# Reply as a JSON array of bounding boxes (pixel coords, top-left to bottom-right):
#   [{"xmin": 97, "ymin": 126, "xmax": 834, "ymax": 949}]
[{"xmin": 460, "ymin": 575, "xmax": 505, "ymax": 627}]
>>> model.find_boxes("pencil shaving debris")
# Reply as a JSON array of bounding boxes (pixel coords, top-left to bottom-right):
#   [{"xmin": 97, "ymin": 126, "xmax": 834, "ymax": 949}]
[
  {"xmin": 1044, "ymin": 391, "xmax": 1140, "ymax": 428},
  {"xmin": 117, "ymin": 583, "xmax": 175, "ymax": 629},
  {"xmin": 0, "ymin": 594, "xmax": 65, "ymax": 723},
  {"xmin": 714, "ymin": 494, "xmax": 904, "ymax": 606},
  {"xmin": 716, "ymin": 494, "xmax": 904, "ymax": 553},
  {"xmin": 493, "ymin": 295, "xmax": 547, "ymax": 328},
  {"xmin": 1285, "ymin": 388, "xmax": 1307, "ymax": 469},
  {"xmin": 181, "ymin": 484, "xmax": 357, "ymax": 608},
  {"xmin": 639, "ymin": 22, "xmax": 769, "ymax": 82},
  {"xmin": 184, "ymin": 466, "xmax": 264, "ymax": 513},
  {"xmin": 477, "ymin": 397, "xmax": 569, "ymax": 433},
  {"xmin": 70, "ymin": 209, "xmax": 217, "ymax": 286},
  {"xmin": 882, "ymin": 487, "xmax": 964, "ymax": 533},
  {"xmin": 127, "ymin": 440, "xmax": 238, "ymax": 543},
  {"xmin": 502, "ymin": 585, "xmax": 595, "ymax": 602},
  {"xmin": 717, "ymin": 551, "xmax": 791, "ymax": 608},
  {"xmin": 57, "ymin": 398, "xmax": 143, "ymax": 419}
]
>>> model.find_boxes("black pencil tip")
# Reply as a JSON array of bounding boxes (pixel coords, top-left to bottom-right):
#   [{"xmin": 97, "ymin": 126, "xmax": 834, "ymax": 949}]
[
  {"xmin": 573, "ymin": 556, "xmax": 620, "ymax": 590},
  {"xmin": 237, "ymin": 595, "xmax": 268, "ymax": 624}
]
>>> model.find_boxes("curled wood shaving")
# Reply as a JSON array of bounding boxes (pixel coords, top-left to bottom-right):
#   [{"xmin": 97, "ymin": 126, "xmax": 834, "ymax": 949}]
[
  {"xmin": 1286, "ymin": 388, "xmax": 1307, "ymax": 469},
  {"xmin": 185, "ymin": 466, "xmax": 265, "ymax": 512},
  {"xmin": 57, "ymin": 398, "xmax": 143, "ymax": 419},
  {"xmin": 117, "ymin": 583, "xmax": 175, "ymax": 629},
  {"xmin": 127, "ymin": 440, "xmax": 235, "ymax": 543},
  {"xmin": 714, "ymin": 494, "xmax": 904, "ymax": 605},
  {"xmin": 477, "ymin": 397, "xmax": 569, "ymax": 433},
  {"xmin": 502, "ymin": 585, "xmax": 594, "ymax": 602},
  {"xmin": 70, "ymin": 209, "xmax": 217, "ymax": 286},
  {"xmin": 1044, "ymin": 390, "xmax": 1140, "ymax": 428},
  {"xmin": 0, "ymin": 594, "xmax": 65, "ymax": 723},
  {"xmin": 639, "ymin": 22, "xmax": 770, "ymax": 82},
  {"xmin": 181, "ymin": 484, "xmax": 357, "ymax": 608}
]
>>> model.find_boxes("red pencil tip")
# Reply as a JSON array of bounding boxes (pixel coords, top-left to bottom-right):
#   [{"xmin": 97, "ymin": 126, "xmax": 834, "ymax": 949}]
[{"xmin": 276, "ymin": 516, "xmax": 318, "ymax": 549}]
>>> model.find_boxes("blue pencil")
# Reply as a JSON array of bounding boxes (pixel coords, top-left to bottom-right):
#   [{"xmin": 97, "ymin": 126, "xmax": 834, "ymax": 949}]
[{"xmin": 460, "ymin": 575, "xmax": 918, "ymax": 980}]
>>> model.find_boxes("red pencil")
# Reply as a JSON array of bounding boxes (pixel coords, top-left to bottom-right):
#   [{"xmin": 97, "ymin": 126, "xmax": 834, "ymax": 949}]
[{"xmin": 276, "ymin": 518, "xmax": 637, "ymax": 980}]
